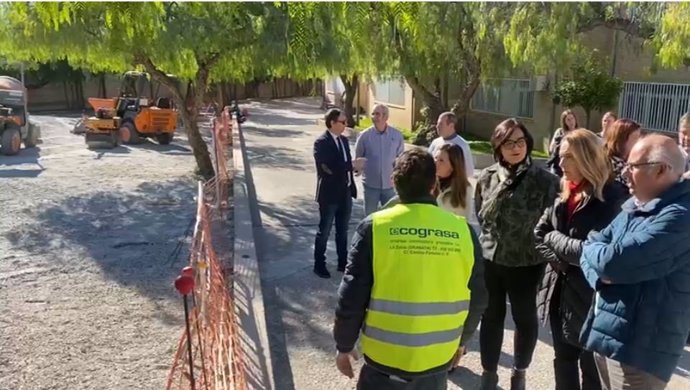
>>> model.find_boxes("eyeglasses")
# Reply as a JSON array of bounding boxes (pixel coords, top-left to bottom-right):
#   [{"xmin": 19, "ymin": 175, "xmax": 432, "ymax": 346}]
[
  {"xmin": 501, "ymin": 138, "xmax": 527, "ymax": 150},
  {"xmin": 623, "ymin": 161, "xmax": 663, "ymax": 171}
]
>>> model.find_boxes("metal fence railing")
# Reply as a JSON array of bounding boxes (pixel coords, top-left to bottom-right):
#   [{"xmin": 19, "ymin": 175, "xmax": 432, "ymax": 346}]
[{"xmin": 618, "ymin": 81, "xmax": 690, "ymax": 133}]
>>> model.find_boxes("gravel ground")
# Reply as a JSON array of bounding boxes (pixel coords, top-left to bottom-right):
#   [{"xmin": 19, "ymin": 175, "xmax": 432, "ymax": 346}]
[{"xmin": 0, "ymin": 114, "xmax": 213, "ymax": 390}]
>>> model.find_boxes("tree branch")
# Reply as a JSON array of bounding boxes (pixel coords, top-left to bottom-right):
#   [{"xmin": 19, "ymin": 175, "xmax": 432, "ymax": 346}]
[
  {"xmin": 577, "ymin": 14, "xmax": 654, "ymax": 40},
  {"xmin": 133, "ymin": 53, "xmax": 185, "ymax": 104}
]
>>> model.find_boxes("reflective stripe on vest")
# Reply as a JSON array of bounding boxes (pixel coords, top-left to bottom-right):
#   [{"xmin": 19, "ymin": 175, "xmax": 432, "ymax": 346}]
[
  {"xmin": 369, "ymin": 298, "xmax": 470, "ymax": 316},
  {"xmin": 363, "ymin": 325, "xmax": 465, "ymax": 347},
  {"xmin": 360, "ymin": 203, "xmax": 475, "ymax": 373}
]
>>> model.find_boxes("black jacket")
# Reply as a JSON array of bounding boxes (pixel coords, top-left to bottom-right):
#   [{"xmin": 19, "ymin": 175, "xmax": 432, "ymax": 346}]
[
  {"xmin": 534, "ymin": 180, "xmax": 628, "ymax": 346},
  {"xmin": 333, "ymin": 197, "xmax": 488, "ymax": 378},
  {"xmin": 313, "ymin": 130, "xmax": 357, "ymax": 204}
]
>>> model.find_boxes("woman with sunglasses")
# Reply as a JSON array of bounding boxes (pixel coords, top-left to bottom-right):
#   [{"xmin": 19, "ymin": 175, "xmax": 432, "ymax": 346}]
[{"xmin": 475, "ymin": 118, "xmax": 560, "ymax": 390}]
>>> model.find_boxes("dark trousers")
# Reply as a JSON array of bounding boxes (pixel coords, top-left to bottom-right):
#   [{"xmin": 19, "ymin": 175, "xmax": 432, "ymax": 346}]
[
  {"xmin": 480, "ymin": 260, "xmax": 545, "ymax": 372},
  {"xmin": 357, "ymin": 364, "xmax": 447, "ymax": 390},
  {"xmin": 549, "ymin": 290, "xmax": 601, "ymax": 390},
  {"xmin": 313, "ymin": 196, "xmax": 352, "ymax": 269}
]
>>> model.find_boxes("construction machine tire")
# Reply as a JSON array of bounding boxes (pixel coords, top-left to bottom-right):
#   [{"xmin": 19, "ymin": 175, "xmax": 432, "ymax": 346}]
[
  {"xmin": 156, "ymin": 133, "xmax": 173, "ymax": 145},
  {"xmin": 1, "ymin": 127, "xmax": 22, "ymax": 155},
  {"xmin": 24, "ymin": 124, "xmax": 39, "ymax": 148},
  {"xmin": 119, "ymin": 121, "xmax": 142, "ymax": 144}
]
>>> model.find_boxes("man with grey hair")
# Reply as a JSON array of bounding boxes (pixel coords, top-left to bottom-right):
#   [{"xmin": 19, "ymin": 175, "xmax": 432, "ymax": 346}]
[
  {"xmin": 580, "ymin": 134, "xmax": 690, "ymax": 390},
  {"xmin": 428, "ymin": 112, "xmax": 475, "ymax": 178},
  {"xmin": 354, "ymin": 103, "xmax": 405, "ymax": 215}
]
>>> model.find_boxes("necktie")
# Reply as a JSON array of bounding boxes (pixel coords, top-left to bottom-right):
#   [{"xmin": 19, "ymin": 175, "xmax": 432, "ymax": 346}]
[{"xmin": 336, "ymin": 136, "xmax": 343, "ymax": 157}]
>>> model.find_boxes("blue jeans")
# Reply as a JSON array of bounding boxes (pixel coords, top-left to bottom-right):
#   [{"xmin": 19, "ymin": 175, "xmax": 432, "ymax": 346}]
[
  {"xmin": 364, "ymin": 185, "xmax": 396, "ymax": 216},
  {"xmin": 313, "ymin": 196, "xmax": 352, "ymax": 269}
]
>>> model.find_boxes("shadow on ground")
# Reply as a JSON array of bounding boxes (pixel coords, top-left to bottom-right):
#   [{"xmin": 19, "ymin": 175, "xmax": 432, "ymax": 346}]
[
  {"xmin": 0, "ymin": 146, "xmax": 46, "ymax": 178},
  {"xmin": 243, "ymin": 142, "xmax": 311, "ymax": 171},
  {"xmin": 244, "ymin": 97, "xmax": 324, "ymax": 120},
  {"xmin": 3, "ymin": 178, "xmax": 198, "ymax": 325}
]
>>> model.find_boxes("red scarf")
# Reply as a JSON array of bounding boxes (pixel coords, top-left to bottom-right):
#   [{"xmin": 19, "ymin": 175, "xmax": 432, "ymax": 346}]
[{"xmin": 566, "ymin": 181, "xmax": 585, "ymax": 222}]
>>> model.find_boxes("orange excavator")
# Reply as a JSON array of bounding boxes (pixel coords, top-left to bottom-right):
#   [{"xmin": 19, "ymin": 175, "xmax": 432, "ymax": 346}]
[{"xmin": 84, "ymin": 71, "xmax": 178, "ymax": 149}]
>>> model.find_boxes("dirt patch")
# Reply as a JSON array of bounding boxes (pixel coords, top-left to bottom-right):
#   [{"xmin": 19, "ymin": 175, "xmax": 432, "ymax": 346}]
[{"xmin": 0, "ymin": 114, "xmax": 224, "ymax": 390}]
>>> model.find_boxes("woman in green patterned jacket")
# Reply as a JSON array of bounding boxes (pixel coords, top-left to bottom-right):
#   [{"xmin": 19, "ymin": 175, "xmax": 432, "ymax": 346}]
[{"xmin": 474, "ymin": 118, "xmax": 560, "ymax": 390}]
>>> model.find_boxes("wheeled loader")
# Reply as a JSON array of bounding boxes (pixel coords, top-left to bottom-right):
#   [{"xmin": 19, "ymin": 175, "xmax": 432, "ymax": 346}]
[
  {"xmin": 84, "ymin": 71, "xmax": 178, "ymax": 149},
  {"xmin": 0, "ymin": 76, "xmax": 41, "ymax": 156}
]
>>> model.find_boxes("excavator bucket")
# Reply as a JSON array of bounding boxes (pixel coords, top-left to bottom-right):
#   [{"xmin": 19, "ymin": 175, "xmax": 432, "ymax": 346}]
[{"xmin": 87, "ymin": 97, "xmax": 116, "ymax": 111}]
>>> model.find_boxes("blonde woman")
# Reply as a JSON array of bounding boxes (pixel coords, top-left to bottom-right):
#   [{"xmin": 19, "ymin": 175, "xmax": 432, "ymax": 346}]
[
  {"xmin": 434, "ymin": 143, "xmax": 480, "ymax": 233},
  {"xmin": 534, "ymin": 129, "xmax": 628, "ymax": 390}
]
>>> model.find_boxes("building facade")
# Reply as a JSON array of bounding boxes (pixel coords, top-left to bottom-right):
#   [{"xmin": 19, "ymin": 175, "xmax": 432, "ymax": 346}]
[{"xmin": 329, "ymin": 26, "xmax": 690, "ymax": 150}]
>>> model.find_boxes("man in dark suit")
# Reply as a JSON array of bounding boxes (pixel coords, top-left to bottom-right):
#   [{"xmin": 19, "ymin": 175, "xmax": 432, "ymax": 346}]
[{"xmin": 313, "ymin": 108, "xmax": 357, "ymax": 278}]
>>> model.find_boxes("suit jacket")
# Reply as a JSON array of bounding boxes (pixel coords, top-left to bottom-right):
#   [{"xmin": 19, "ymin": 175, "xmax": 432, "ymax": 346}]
[{"xmin": 314, "ymin": 130, "xmax": 357, "ymax": 204}]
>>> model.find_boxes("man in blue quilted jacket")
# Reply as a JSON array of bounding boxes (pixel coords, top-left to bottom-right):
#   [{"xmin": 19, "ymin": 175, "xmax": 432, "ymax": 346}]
[{"xmin": 580, "ymin": 134, "xmax": 690, "ymax": 390}]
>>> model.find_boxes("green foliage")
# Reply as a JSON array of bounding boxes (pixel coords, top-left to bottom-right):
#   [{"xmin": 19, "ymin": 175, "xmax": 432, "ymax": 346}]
[
  {"xmin": 503, "ymin": 2, "xmax": 600, "ymax": 73},
  {"xmin": 553, "ymin": 57, "xmax": 623, "ymax": 126},
  {"xmin": 283, "ymin": 2, "xmax": 380, "ymax": 80},
  {"xmin": 502, "ymin": 2, "xmax": 682, "ymax": 73},
  {"xmin": 0, "ymin": 2, "xmax": 270, "ymax": 85},
  {"xmin": 654, "ymin": 2, "xmax": 690, "ymax": 68}
]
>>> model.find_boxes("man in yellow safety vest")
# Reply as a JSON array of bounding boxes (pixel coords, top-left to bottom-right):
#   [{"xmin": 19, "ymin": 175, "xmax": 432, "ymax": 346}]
[{"xmin": 333, "ymin": 148, "xmax": 487, "ymax": 389}]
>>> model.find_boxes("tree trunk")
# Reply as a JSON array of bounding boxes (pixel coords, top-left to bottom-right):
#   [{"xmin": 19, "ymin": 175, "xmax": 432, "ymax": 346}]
[
  {"xmin": 405, "ymin": 75, "xmax": 446, "ymax": 146},
  {"xmin": 340, "ymin": 73, "xmax": 359, "ymax": 128},
  {"xmin": 139, "ymin": 55, "xmax": 215, "ymax": 179},
  {"xmin": 179, "ymin": 105, "xmax": 215, "ymax": 179},
  {"xmin": 99, "ymin": 73, "xmax": 107, "ymax": 98},
  {"xmin": 585, "ymin": 109, "xmax": 592, "ymax": 130},
  {"xmin": 76, "ymin": 76, "xmax": 85, "ymax": 109},
  {"xmin": 63, "ymin": 81, "xmax": 70, "ymax": 110},
  {"xmin": 450, "ymin": 72, "xmax": 481, "ymax": 133}
]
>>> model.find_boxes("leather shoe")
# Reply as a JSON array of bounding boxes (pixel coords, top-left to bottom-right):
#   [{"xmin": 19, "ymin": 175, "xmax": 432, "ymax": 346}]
[
  {"xmin": 480, "ymin": 371, "xmax": 498, "ymax": 390},
  {"xmin": 313, "ymin": 267, "xmax": 331, "ymax": 279},
  {"xmin": 510, "ymin": 369, "xmax": 526, "ymax": 390}
]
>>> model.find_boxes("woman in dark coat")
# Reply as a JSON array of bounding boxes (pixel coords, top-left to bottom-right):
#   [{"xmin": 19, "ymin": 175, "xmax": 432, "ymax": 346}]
[
  {"xmin": 534, "ymin": 129, "xmax": 628, "ymax": 390},
  {"xmin": 475, "ymin": 119, "xmax": 560, "ymax": 390}
]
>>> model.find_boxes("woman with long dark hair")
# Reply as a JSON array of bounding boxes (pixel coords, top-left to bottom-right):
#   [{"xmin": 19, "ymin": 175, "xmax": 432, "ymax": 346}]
[
  {"xmin": 548, "ymin": 109, "xmax": 579, "ymax": 177},
  {"xmin": 475, "ymin": 118, "xmax": 560, "ymax": 390},
  {"xmin": 535, "ymin": 129, "xmax": 628, "ymax": 390},
  {"xmin": 434, "ymin": 143, "xmax": 479, "ymax": 233}
]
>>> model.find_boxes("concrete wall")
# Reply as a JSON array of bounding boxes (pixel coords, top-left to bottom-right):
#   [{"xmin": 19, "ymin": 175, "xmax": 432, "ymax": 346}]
[
  {"xmin": 25, "ymin": 73, "xmax": 173, "ymax": 112},
  {"xmin": 367, "ymin": 81, "xmax": 416, "ymax": 130}
]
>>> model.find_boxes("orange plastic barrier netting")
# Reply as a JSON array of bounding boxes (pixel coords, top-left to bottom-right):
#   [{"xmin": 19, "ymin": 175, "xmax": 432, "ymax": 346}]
[{"xmin": 167, "ymin": 110, "xmax": 245, "ymax": 390}]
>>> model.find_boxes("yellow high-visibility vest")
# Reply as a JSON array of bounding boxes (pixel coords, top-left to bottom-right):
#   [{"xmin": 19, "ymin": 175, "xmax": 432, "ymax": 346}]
[{"xmin": 360, "ymin": 203, "xmax": 474, "ymax": 373}]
